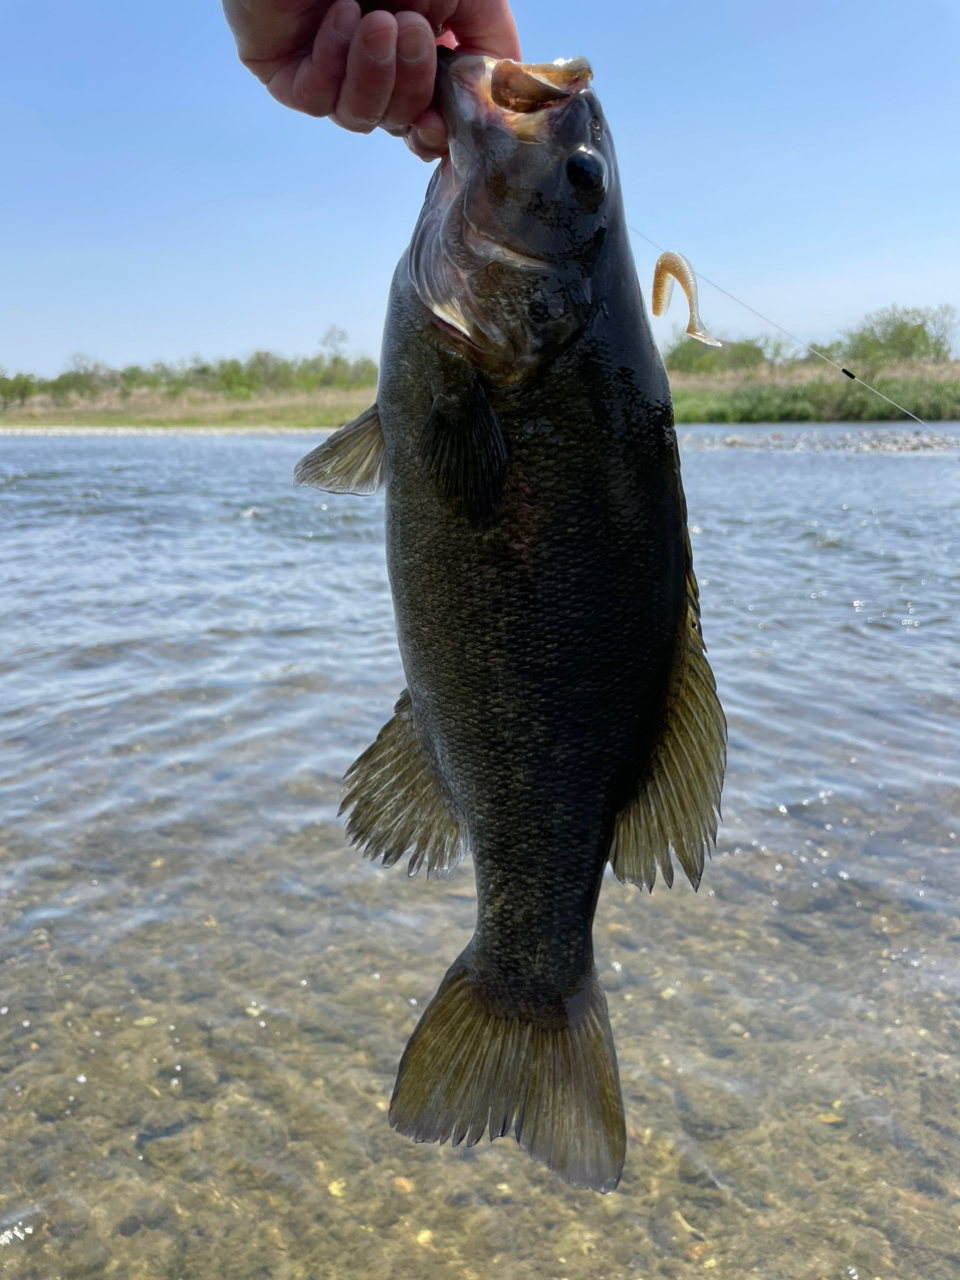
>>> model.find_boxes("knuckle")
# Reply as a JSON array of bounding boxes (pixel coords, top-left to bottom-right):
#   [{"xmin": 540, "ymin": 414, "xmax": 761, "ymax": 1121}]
[
  {"xmin": 334, "ymin": 110, "xmax": 379, "ymax": 133},
  {"xmin": 287, "ymin": 79, "xmax": 336, "ymax": 118}
]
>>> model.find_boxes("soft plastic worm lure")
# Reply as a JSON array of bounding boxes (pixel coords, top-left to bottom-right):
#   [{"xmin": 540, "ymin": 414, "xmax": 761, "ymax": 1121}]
[{"xmin": 652, "ymin": 251, "xmax": 722, "ymax": 347}]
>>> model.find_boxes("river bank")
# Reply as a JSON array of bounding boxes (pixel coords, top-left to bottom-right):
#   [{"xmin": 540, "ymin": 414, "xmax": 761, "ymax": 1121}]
[
  {"xmin": 3, "ymin": 364, "xmax": 960, "ymax": 428},
  {"xmin": 671, "ymin": 367, "xmax": 960, "ymax": 424},
  {"xmin": 0, "ymin": 385, "xmax": 373, "ymax": 429}
]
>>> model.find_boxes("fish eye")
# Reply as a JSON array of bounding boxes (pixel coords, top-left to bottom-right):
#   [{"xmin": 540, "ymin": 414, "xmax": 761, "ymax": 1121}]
[{"xmin": 565, "ymin": 148, "xmax": 607, "ymax": 197}]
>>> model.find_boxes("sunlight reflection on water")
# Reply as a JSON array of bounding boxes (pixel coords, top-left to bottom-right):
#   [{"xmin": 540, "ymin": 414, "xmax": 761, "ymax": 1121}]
[{"xmin": 1, "ymin": 426, "xmax": 958, "ymax": 1278}]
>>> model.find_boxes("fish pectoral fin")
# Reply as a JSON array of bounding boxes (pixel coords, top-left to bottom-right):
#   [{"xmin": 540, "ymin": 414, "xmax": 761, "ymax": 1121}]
[
  {"xmin": 610, "ymin": 543, "xmax": 727, "ymax": 892},
  {"xmin": 390, "ymin": 950, "xmax": 626, "ymax": 1194},
  {"xmin": 340, "ymin": 689, "xmax": 464, "ymax": 878},
  {"xmin": 294, "ymin": 403, "xmax": 385, "ymax": 493},
  {"xmin": 651, "ymin": 251, "xmax": 723, "ymax": 348},
  {"xmin": 418, "ymin": 379, "xmax": 507, "ymax": 526}
]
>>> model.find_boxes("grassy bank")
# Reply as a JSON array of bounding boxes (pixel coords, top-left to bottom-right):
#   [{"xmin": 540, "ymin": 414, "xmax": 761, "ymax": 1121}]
[
  {"xmin": 669, "ymin": 365, "xmax": 960, "ymax": 424},
  {"xmin": 4, "ymin": 303, "xmax": 957, "ymax": 428},
  {"xmin": 3, "ymin": 367, "xmax": 959, "ymax": 430},
  {"xmin": 0, "ymin": 386, "xmax": 375, "ymax": 429}
]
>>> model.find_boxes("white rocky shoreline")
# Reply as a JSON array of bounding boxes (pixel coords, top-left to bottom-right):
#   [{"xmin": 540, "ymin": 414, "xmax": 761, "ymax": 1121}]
[
  {"xmin": 3, "ymin": 423, "xmax": 959, "ymax": 451},
  {"xmin": 681, "ymin": 426, "xmax": 960, "ymax": 452}
]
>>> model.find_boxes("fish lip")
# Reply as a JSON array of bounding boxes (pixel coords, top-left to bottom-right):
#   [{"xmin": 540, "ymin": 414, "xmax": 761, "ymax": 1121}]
[{"xmin": 436, "ymin": 51, "xmax": 593, "ymax": 139}]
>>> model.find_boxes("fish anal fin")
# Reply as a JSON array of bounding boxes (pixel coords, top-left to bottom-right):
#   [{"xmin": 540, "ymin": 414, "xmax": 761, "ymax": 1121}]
[
  {"xmin": 418, "ymin": 380, "xmax": 507, "ymax": 526},
  {"xmin": 390, "ymin": 949, "xmax": 626, "ymax": 1194},
  {"xmin": 610, "ymin": 551, "xmax": 727, "ymax": 893},
  {"xmin": 294, "ymin": 403, "xmax": 385, "ymax": 494},
  {"xmin": 340, "ymin": 689, "xmax": 464, "ymax": 878}
]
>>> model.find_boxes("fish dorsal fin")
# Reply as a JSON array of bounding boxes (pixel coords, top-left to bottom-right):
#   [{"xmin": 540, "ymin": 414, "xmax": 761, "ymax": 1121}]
[
  {"xmin": 294, "ymin": 403, "xmax": 385, "ymax": 494},
  {"xmin": 418, "ymin": 379, "xmax": 507, "ymax": 526},
  {"xmin": 609, "ymin": 536, "xmax": 726, "ymax": 891},
  {"xmin": 340, "ymin": 689, "xmax": 465, "ymax": 878}
]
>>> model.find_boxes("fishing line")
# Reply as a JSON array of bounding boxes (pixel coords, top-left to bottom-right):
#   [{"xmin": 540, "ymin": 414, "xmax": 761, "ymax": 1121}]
[{"xmin": 628, "ymin": 224, "xmax": 928, "ymax": 428}]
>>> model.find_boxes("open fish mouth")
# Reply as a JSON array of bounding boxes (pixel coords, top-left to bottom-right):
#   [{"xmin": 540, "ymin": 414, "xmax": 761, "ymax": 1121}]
[
  {"xmin": 489, "ymin": 57, "xmax": 593, "ymax": 113},
  {"xmin": 438, "ymin": 51, "xmax": 593, "ymax": 137}
]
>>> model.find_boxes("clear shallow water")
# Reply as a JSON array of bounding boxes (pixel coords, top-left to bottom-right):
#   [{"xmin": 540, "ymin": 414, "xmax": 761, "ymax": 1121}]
[{"xmin": 1, "ymin": 425, "xmax": 959, "ymax": 1279}]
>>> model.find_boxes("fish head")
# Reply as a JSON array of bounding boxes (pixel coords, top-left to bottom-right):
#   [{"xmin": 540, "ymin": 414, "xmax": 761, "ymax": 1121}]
[
  {"xmin": 408, "ymin": 52, "xmax": 619, "ymax": 371},
  {"xmin": 440, "ymin": 52, "xmax": 613, "ymax": 263}
]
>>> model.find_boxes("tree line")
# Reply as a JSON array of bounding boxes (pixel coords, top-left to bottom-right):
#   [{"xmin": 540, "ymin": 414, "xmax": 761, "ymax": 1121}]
[
  {"xmin": 0, "ymin": 327, "xmax": 376, "ymax": 412},
  {"xmin": 2, "ymin": 306, "xmax": 957, "ymax": 412},
  {"xmin": 664, "ymin": 303, "xmax": 957, "ymax": 375}
]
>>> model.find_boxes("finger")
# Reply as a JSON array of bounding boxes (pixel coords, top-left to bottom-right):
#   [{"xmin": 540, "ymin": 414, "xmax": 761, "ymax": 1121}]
[
  {"xmin": 269, "ymin": 0, "xmax": 360, "ymax": 117},
  {"xmin": 380, "ymin": 12, "xmax": 436, "ymax": 133},
  {"xmin": 403, "ymin": 106, "xmax": 448, "ymax": 160},
  {"xmin": 224, "ymin": 0, "xmax": 337, "ymax": 72},
  {"xmin": 333, "ymin": 11, "xmax": 399, "ymax": 132},
  {"xmin": 446, "ymin": 0, "xmax": 521, "ymax": 59}
]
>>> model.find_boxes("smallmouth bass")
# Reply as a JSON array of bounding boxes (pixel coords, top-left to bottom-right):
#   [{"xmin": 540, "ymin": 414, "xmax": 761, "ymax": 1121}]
[{"xmin": 296, "ymin": 51, "xmax": 725, "ymax": 1193}]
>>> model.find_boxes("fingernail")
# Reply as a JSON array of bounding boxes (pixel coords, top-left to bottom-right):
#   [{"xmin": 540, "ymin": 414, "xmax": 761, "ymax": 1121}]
[
  {"xmin": 397, "ymin": 25, "xmax": 431, "ymax": 65},
  {"xmin": 413, "ymin": 125, "xmax": 447, "ymax": 154},
  {"xmin": 362, "ymin": 24, "xmax": 396, "ymax": 67}
]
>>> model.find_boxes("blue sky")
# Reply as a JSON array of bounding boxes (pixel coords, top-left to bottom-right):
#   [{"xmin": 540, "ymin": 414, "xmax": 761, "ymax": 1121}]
[{"xmin": 2, "ymin": 0, "xmax": 958, "ymax": 376}]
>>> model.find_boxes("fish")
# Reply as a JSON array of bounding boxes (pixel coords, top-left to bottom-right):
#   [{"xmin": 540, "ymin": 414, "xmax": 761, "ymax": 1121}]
[{"xmin": 295, "ymin": 50, "xmax": 726, "ymax": 1194}]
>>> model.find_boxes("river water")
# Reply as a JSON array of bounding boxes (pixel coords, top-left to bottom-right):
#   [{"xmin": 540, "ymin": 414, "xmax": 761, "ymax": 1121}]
[{"xmin": 1, "ymin": 425, "xmax": 958, "ymax": 1279}]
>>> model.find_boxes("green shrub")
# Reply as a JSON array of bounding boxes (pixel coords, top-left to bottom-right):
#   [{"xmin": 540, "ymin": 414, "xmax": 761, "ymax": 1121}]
[
  {"xmin": 11, "ymin": 339, "xmax": 379, "ymax": 408},
  {"xmin": 841, "ymin": 304, "xmax": 957, "ymax": 368},
  {"xmin": 673, "ymin": 377, "xmax": 960, "ymax": 424}
]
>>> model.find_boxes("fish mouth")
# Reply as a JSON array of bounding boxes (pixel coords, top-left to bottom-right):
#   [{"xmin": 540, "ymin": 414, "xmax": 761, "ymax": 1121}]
[
  {"xmin": 489, "ymin": 57, "xmax": 593, "ymax": 114},
  {"xmin": 437, "ymin": 50, "xmax": 593, "ymax": 139}
]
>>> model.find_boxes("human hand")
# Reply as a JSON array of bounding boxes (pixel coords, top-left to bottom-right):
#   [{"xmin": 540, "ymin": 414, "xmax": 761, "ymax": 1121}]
[{"xmin": 222, "ymin": 0, "xmax": 520, "ymax": 158}]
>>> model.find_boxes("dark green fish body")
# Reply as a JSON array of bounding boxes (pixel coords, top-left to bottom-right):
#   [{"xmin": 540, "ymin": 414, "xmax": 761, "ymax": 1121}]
[
  {"xmin": 296, "ymin": 53, "xmax": 725, "ymax": 1192},
  {"xmin": 382, "ymin": 248, "xmax": 682, "ymax": 991}
]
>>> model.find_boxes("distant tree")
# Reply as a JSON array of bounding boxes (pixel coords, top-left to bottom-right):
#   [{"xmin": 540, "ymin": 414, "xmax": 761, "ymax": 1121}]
[
  {"xmin": 928, "ymin": 304, "xmax": 959, "ymax": 359},
  {"xmin": 805, "ymin": 341, "xmax": 843, "ymax": 365},
  {"xmin": 1, "ymin": 334, "xmax": 378, "ymax": 407},
  {"xmin": 187, "ymin": 358, "xmax": 218, "ymax": 392},
  {"xmin": 118, "ymin": 363, "xmax": 165, "ymax": 395},
  {"xmin": 841, "ymin": 304, "xmax": 958, "ymax": 367},
  {"xmin": 662, "ymin": 331, "xmax": 767, "ymax": 374},
  {"xmin": 44, "ymin": 355, "xmax": 117, "ymax": 402},
  {"xmin": 758, "ymin": 334, "xmax": 799, "ymax": 366},
  {"xmin": 662, "ymin": 333, "xmax": 724, "ymax": 374},
  {"xmin": 321, "ymin": 325, "xmax": 348, "ymax": 358},
  {"xmin": 725, "ymin": 339, "xmax": 768, "ymax": 370},
  {"xmin": 0, "ymin": 370, "xmax": 36, "ymax": 410},
  {"xmin": 246, "ymin": 350, "xmax": 295, "ymax": 393},
  {"xmin": 217, "ymin": 358, "xmax": 260, "ymax": 400},
  {"xmin": 349, "ymin": 355, "xmax": 378, "ymax": 386},
  {"xmin": 11, "ymin": 373, "xmax": 37, "ymax": 407}
]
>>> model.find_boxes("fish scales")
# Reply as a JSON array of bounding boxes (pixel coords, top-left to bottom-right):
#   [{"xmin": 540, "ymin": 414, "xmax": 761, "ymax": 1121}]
[
  {"xmin": 383, "ymin": 278, "xmax": 684, "ymax": 1000},
  {"xmin": 296, "ymin": 50, "xmax": 725, "ymax": 1193}
]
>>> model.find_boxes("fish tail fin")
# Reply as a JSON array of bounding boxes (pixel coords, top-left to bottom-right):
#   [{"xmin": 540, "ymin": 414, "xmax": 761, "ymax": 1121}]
[{"xmin": 389, "ymin": 948, "xmax": 626, "ymax": 1193}]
